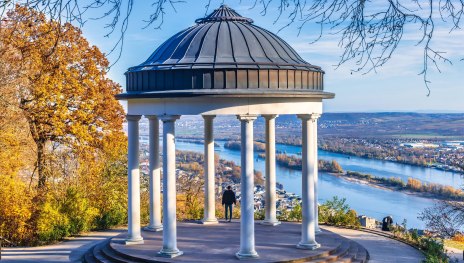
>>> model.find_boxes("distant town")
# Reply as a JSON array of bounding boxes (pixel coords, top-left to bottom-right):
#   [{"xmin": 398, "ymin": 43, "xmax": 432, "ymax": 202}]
[
  {"xmin": 320, "ymin": 137, "xmax": 464, "ymax": 174},
  {"xmin": 129, "ymin": 113, "xmax": 464, "ymax": 174}
]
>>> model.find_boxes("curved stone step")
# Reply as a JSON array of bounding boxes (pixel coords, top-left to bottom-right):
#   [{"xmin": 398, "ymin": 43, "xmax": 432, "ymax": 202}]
[
  {"xmin": 101, "ymin": 244, "xmax": 137, "ymax": 263},
  {"xmin": 83, "ymin": 222, "xmax": 371, "ymax": 263},
  {"xmin": 338, "ymin": 241, "xmax": 369, "ymax": 263},
  {"xmin": 352, "ymin": 242, "xmax": 369, "ymax": 263},
  {"xmin": 86, "ymin": 239, "xmax": 368, "ymax": 263},
  {"xmin": 89, "ymin": 238, "xmax": 367, "ymax": 263},
  {"xmin": 310, "ymin": 239, "xmax": 369, "ymax": 263},
  {"xmin": 308, "ymin": 240, "xmax": 352, "ymax": 263},
  {"xmin": 90, "ymin": 242, "xmax": 112, "ymax": 263},
  {"xmin": 83, "ymin": 245, "xmax": 99, "ymax": 263}
]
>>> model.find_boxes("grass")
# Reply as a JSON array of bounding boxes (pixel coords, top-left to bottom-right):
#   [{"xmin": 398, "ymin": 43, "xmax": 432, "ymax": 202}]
[{"xmin": 444, "ymin": 239, "xmax": 464, "ymax": 250}]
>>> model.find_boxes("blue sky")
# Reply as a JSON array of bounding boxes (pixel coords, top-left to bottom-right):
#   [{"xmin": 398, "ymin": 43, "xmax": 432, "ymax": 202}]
[{"xmin": 80, "ymin": 0, "xmax": 464, "ymax": 113}]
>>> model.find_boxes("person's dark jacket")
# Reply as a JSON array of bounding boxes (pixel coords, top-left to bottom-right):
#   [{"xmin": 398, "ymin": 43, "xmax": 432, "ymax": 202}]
[
  {"xmin": 382, "ymin": 216, "xmax": 393, "ymax": 231},
  {"xmin": 222, "ymin": 190, "xmax": 236, "ymax": 205}
]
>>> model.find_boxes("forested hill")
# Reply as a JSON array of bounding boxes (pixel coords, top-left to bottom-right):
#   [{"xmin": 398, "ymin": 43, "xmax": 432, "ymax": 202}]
[
  {"xmin": 175, "ymin": 112, "xmax": 464, "ymax": 139},
  {"xmin": 316, "ymin": 112, "xmax": 464, "ymax": 138}
]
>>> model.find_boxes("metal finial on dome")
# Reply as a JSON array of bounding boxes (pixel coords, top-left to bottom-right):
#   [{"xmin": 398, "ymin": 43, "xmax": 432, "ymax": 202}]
[{"xmin": 195, "ymin": 4, "xmax": 253, "ymax": 24}]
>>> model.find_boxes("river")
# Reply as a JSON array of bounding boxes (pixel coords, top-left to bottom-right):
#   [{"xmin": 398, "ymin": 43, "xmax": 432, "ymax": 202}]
[{"xmin": 155, "ymin": 138, "xmax": 463, "ymax": 229}]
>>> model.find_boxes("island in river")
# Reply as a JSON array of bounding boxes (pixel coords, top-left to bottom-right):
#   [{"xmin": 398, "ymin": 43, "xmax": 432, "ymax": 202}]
[{"xmin": 253, "ymin": 151, "xmax": 464, "ymax": 201}]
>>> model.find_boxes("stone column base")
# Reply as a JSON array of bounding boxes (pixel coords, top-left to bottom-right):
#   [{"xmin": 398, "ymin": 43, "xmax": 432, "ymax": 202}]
[
  {"xmin": 236, "ymin": 251, "xmax": 259, "ymax": 260},
  {"xmin": 125, "ymin": 238, "xmax": 144, "ymax": 245},
  {"xmin": 297, "ymin": 241, "xmax": 320, "ymax": 250},
  {"xmin": 157, "ymin": 249, "xmax": 184, "ymax": 258},
  {"xmin": 261, "ymin": 220, "xmax": 281, "ymax": 226},
  {"xmin": 143, "ymin": 225, "xmax": 163, "ymax": 232},
  {"xmin": 200, "ymin": 218, "xmax": 219, "ymax": 225}
]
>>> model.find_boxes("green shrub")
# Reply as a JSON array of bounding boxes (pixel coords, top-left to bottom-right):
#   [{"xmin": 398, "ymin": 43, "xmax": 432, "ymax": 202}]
[
  {"xmin": 36, "ymin": 195, "xmax": 70, "ymax": 243},
  {"xmin": 318, "ymin": 196, "xmax": 360, "ymax": 227},
  {"xmin": 96, "ymin": 208, "xmax": 126, "ymax": 229},
  {"xmin": 254, "ymin": 209, "xmax": 265, "ymax": 220},
  {"xmin": 61, "ymin": 187, "xmax": 99, "ymax": 234},
  {"xmin": 392, "ymin": 222, "xmax": 449, "ymax": 263},
  {"xmin": 277, "ymin": 208, "xmax": 290, "ymax": 221},
  {"xmin": 421, "ymin": 238, "xmax": 448, "ymax": 263},
  {"xmin": 288, "ymin": 204, "xmax": 302, "ymax": 222}
]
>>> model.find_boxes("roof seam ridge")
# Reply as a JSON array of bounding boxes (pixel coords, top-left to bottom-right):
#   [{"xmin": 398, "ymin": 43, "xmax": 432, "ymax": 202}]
[
  {"xmin": 143, "ymin": 27, "xmax": 191, "ymax": 64},
  {"xmin": 248, "ymin": 26, "xmax": 293, "ymax": 64},
  {"xmin": 172, "ymin": 25, "xmax": 204, "ymax": 63},
  {"xmin": 233, "ymin": 22, "xmax": 256, "ymax": 63},
  {"xmin": 157, "ymin": 27, "xmax": 195, "ymax": 63},
  {"xmin": 182, "ymin": 24, "xmax": 209, "ymax": 60},
  {"xmin": 259, "ymin": 26, "xmax": 306, "ymax": 63},
  {"xmin": 194, "ymin": 23, "xmax": 215, "ymax": 63},
  {"xmin": 240, "ymin": 23, "xmax": 272, "ymax": 63},
  {"xmin": 226, "ymin": 21, "xmax": 237, "ymax": 64},
  {"xmin": 213, "ymin": 21, "xmax": 223, "ymax": 66}
]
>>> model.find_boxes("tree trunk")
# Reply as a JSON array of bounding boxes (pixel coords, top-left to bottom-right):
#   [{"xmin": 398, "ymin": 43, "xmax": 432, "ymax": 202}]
[{"xmin": 37, "ymin": 141, "xmax": 46, "ymax": 188}]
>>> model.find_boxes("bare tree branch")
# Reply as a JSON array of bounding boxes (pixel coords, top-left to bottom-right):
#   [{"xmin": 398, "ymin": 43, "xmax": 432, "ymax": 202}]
[
  {"xmin": 419, "ymin": 200, "xmax": 464, "ymax": 238},
  {"xmin": 1, "ymin": 0, "xmax": 462, "ymax": 91}
]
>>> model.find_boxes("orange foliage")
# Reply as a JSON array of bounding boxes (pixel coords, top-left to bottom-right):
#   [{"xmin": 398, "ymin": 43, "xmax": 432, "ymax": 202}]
[
  {"xmin": 452, "ymin": 234, "xmax": 464, "ymax": 242},
  {"xmin": 0, "ymin": 5, "xmax": 124, "ymax": 188}
]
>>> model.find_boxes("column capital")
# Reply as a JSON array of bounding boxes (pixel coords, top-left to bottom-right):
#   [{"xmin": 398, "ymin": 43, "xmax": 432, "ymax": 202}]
[
  {"xmin": 236, "ymin": 114, "xmax": 258, "ymax": 122},
  {"xmin": 159, "ymin": 115, "xmax": 181, "ymax": 122},
  {"xmin": 145, "ymin": 115, "xmax": 159, "ymax": 120},
  {"xmin": 202, "ymin": 115, "xmax": 216, "ymax": 120},
  {"xmin": 297, "ymin": 113, "xmax": 321, "ymax": 122},
  {"xmin": 262, "ymin": 114, "xmax": 278, "ymax": 120},
  {"xmin": 126, "ymin": 115, "xmax": 142, "ymax": 121}
]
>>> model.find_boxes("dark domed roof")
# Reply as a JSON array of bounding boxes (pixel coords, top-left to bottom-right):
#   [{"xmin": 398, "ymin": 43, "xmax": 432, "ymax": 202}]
[
  {"xmin": 134, "ymin": 5, "xmax": 317, "ymax": 71},
  {"xmin": 121, "ymin": 5, "xmax": 331, "ymax": 99}
]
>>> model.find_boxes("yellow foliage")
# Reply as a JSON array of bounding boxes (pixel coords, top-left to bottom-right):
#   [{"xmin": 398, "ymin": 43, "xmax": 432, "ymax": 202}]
[
  {"xmin": 0, "ymin": 173, "xmax": 34, "ymax": 244},
  {"xmin": 407, "ymin": 177, "xmax": 422, "ymax": 190}
]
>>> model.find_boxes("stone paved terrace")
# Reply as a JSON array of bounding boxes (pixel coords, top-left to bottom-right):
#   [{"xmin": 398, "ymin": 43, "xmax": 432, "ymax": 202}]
[
  {"xmin": 1, "ymin": 222, "xmax": 426, "ymax": 262},
  {"xmin": 101, "ymin": 221, "xmax": 367, "ymax": 262}
]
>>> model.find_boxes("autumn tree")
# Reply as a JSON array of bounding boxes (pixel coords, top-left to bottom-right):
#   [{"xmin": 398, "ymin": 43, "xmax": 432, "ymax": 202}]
[{"xmin": 0, "ymin": 5, "xmax": 125, "ymax": 188}]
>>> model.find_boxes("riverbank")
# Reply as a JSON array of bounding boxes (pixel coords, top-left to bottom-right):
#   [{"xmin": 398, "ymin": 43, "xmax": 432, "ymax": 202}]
[
  {"xmin": 338, "ymin": 171, "xmax": 464, "ymax": 201},
  {"xmin": 177, "ymin": 137, "xmax": 463, "ymax": 175},
  {"xmin": 257, "ymin": 148, "xmax": 463, "ymax": 201},
  {"xmin": 318, "ymin": 139, "xmax": 464, "ymax": 175},
  {"xmin": 332, "ymin": 173, "xmax": 455, "ymax": 201}
]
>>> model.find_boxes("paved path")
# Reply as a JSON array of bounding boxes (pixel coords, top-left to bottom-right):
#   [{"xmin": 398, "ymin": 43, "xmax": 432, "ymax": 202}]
[
  {"xmin": 324, "ymin": 226, "xmax": 425, "ymax": 263},
  {"xmin": 0, "ymin": 229, "xmax": 124, "ymax": 263},
  {"xmin": 1, "ymin": 226, "xmax": 425, "ymax": 263}
]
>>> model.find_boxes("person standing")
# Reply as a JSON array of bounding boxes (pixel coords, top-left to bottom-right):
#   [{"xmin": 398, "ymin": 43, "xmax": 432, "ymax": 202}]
[{"xmin": 222, "ymin": 186, "xmax": 236, "ymax": 222}]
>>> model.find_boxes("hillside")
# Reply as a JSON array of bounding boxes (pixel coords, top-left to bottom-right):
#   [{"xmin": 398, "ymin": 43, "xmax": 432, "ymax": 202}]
[{"xmin": 171, "ymin": 112, "xmax": 464, "ymax": 139}]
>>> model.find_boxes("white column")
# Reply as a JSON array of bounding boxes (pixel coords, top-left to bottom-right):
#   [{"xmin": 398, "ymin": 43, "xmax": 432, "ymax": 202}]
[
  {"xmin": 296, "ymin": 114, "xmax": 320, "ymax": 250},
  {"xmin": 144, "ymin": 115, "xmax": 163, "ymax": 232},
  {"xmin": 158, "ymin": 115, "xmax": 183, "ymax": 258},
  {"xmin": 202, "ymin": 115, "xmax": 218, "ymax": 224},
  {"xmin": 262, "ymin": 115, "xmax": 280, "ymax": 226},
  {"xmin": 312, "ymin": 114, "xmax": 321, "ymax": 233},
  {"xmin": 125, "ymin": 115, "xmax": 144, "ymax": 245},
  {"xmin": 236, "ymin": 115, "xmax": 259, "ymax": 260}
]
